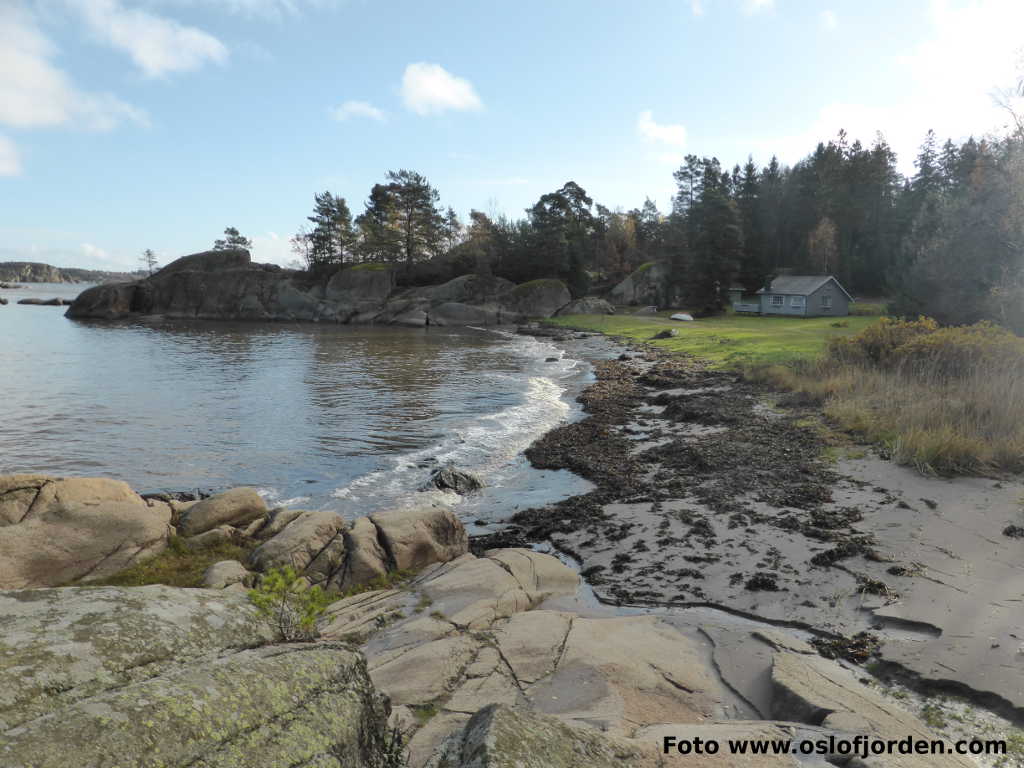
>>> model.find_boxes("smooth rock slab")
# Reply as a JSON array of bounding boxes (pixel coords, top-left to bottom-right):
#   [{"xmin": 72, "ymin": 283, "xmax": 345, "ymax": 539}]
[{"xmin": 771, "ymin": 651, "xmax": 975, "ymax": 768}]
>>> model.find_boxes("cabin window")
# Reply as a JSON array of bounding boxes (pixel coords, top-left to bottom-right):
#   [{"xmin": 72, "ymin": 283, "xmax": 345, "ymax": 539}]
[
  {"xmin": 790, "ymin": 296, "xmax": 805, "ymax": 308},
  {"xmin": 770, "ymin": 295, "xmax": 784, "ymax": 307},
  {"xmin": 822, "ymin": 295, "xmax": 833, "ymax": 309}
]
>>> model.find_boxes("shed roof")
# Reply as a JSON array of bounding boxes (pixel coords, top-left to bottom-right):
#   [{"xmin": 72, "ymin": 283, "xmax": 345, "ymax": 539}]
[{"xmin": 756, "ymin": 275, "xmax": 852, "ymax": 300}]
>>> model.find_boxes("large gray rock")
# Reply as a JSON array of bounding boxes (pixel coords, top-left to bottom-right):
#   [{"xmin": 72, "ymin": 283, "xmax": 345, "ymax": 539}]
[
  {"xmin": 332, "ymin": 516, "xmax": 389, "ymax": 592},
  {"xmin": 424, "ymin": 467, "xmax": 484, "ymax": 495},
  {"xmin": 369, "ymin": 505, "xmax": 468, "ymax": 572},
  {"xmin": 64, "ymin": 281, "xmax": 138, "ymax": 319},
  {"xmin": 428, "ymin": 302, "xmax": 502, "ymax": 326},
  {"xmin": 0, "ymin": 586, "xmax": 394, "ymax": 768},
  {"xmin": 201, "ymin": 559, "xmax": 253, "ymax": 589},
  {"xmin": 607, "ymin": 262, "xmax": 670, "ymax": 305},
  {"xmin": 248, "ymin": 509, "xmax": 347, "ymax": 584},
  {"xmin": 499, "ymin": 279, "xmax": 572, "ymax": 319},
  {"xmin": 0, "ymin": 475, "xmax": 171, "ymax": 589},
  {"xmin": 554, "ymin": 296, "xmax": 615, "ymax": 316},
  {"xmin": 159, "ymin": 248, "xmax": 251, "ymax": 274},
  {"xmin": 176, "ymin": 487, "xmax": 268, "ymax": 537}
]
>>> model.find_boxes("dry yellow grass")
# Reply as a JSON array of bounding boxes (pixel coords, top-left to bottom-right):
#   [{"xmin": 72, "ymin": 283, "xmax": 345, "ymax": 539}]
[{"xmin": 751, "ymin": 320, "xmax": 1024, "ymax": 476}]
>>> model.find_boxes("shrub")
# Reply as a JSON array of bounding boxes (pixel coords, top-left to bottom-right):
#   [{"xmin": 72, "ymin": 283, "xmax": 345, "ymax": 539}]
[
  {"xmin": 825, "ymin": 316, "xmax": 938, "ymax": 366},
  {"xmin": 248, "ymin": 566, "xmax": 332, "ymax": 642}
]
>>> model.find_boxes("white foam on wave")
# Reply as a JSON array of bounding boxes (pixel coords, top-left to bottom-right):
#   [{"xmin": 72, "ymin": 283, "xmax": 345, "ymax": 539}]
[{"xmin": 328, "ymin": 330, "xmax": 584, "ymax": 516}]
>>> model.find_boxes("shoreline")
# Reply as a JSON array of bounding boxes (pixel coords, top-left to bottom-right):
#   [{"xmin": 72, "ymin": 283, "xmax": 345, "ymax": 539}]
[{"xmin": 491, "ymin": 328, "xmax": 1024, "ymax": 733}]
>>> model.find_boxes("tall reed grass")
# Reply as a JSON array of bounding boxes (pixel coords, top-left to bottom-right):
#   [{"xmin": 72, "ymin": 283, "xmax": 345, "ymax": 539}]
[{"xmin": 751, "ymin": 318, "xmax": 1024, "ymax": 476}]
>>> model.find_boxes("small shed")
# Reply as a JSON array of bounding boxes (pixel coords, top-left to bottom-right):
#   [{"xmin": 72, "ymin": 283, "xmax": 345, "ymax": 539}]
[{"xmin": 752, "ymin": 275, "xmax": 852, "ymax": 317}]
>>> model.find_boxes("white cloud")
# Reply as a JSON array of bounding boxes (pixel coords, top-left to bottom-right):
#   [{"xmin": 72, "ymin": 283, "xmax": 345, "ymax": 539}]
[
  {"xmin": 637, "ymin": 110, "xmax": 687, "ymax": 148},
  {"xmin": 400, "ymin": 63, "xmax": 483, "ymax": 116},
  {"xmin": 67, "ymin": 0, "xmax": 228, "ymax": 78},
  {"xmin": 820, "ymin": 9, "xmax": 837, "ymax": 30},
  {"xmin": 0, "ymin": 4, "xmax": 147, "ymax": 132},
  {"xmin": 80, "ymin": 243, "xmax": 114, "ymax": 262},
  {"xmin": 754, "ymin": 0, "xmax": 1024, "ymax": 175},
  {"xmin": 743, "ymin": 0, "xmax": 774, "ymax": 14},
  {"xmin": 0, "ymin": 134, "xmax": 21, "ymax": 176},
  {"xmin": 142, "ymin": 0, "xmax": 338, "ymax": 20},
  {"xmin": 250, "ymin": 231, "xmax": 298, "ymax": 267},
  {"xmin": 330, "ymin": 100, "xmax": 385, "ymax": 122},
  {"xmin": 691, "ymin": 0, "xmax": 704, "ymax": 16}
]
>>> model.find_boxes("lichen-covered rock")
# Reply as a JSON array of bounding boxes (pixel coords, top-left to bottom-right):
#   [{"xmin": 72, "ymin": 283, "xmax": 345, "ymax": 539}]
[
  {"xmin": 0, "ymin": 585, "xmax": 273, "ymax": 730},
  {"xmin": 0, "ymin": 586, "xmax": 393, "ymax": 768},
  {"xmin": 370, "ymin": 505, "xmax": 468, "ymax": 572},
  {"xmin": 428, "ymin": 704, "xmax": 656, "ymax": 768},
  {"xmin": 0, "ymin": 475, "xmax": 171, "ymax": 589},
  {"xmin": 177, "ymin": 487, "xmax": 268, "ymax": 537}
]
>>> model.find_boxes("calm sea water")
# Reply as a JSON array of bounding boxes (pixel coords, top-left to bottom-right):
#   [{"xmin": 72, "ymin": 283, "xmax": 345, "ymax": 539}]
[{"xmin": 0, "ymin": 282, "xmax": 598, "ymax": 522}]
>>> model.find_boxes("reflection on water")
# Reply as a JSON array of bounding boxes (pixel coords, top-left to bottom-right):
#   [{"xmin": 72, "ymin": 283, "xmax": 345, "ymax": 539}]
[{"xmin": 0, "ymin": 287, "xmax": 592, "ymax": 516}]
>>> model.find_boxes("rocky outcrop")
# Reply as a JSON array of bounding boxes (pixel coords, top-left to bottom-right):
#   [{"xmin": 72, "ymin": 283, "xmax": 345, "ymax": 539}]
[
  {"xmin": 498, "ymin": 279, "xmax": 571, "ymax": 319},
  {"xmin": 0, "ymin": 586, "xmax": 394, "ymax": 768},
  {"xmin": 66, "ymin": 250, "xmax": 571, "ymax": 326},
  {"xmin": 554, "ymin": 296, "xmax": 615, "ymax": 316},
  {"xmin": 0, "ymin": 261, "xmax": 65, "ymax": 283},
  {"xmin": 244, "ymin": 501, "xmax": 469, "ymax": 593},
  {"xmin": 607, "ymin": 262, "xmax": 670, "ymax": 305},
  {"xmin": 0, "ymin": 261, "xmax": 135, "ymax": 284},
  {"xmin": 16, "ymin": 297, "xmax": 68, "ymax": 306},
  {"xmin": 0, "ymin": 475, "xmax": 172, "ymax": 589}
]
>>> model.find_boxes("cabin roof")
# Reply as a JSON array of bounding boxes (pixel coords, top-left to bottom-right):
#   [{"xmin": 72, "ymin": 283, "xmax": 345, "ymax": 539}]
[{"xmin": 756, "ymin": 275, "xmax": 852, "ymax": 300}]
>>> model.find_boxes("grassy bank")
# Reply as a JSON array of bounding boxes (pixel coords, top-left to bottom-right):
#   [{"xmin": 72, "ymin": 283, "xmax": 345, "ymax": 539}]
[
  {"xmin": 552, "ymin": 310, "xmax": 1023, "ymax": 476},
  {"xmin": 548, "ymin": 312, "xmax": 879, "ymax": 366}
]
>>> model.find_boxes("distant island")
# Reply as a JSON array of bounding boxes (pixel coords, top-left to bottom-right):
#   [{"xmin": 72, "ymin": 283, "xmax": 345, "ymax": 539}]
[{"xmin": 0, "ymin": 261, "xmax": 142, "ymax": 285}]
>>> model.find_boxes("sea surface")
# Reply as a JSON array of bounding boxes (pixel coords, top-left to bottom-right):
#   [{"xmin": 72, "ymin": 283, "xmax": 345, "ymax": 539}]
[{"xmin": 0, "ymin": 282, "xmax": 601, "ymax": 523}]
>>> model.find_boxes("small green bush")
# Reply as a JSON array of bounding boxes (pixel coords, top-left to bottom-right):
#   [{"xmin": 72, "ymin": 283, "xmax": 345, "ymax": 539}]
[{"xmin": 248, "ymin": 566, "xmax": 331, "ymax": 642}]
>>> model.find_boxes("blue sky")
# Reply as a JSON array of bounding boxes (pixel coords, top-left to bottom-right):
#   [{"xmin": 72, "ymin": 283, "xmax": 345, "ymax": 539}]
[{"xmin": 1, "ymin": 0, "xmax": 1022, "ymax": 270}]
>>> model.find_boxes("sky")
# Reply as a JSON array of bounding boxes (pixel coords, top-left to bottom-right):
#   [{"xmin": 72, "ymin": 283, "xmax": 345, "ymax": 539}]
[{"xmin": 1, "ymin": 0, "xmax": 1022, "ymax": 271}]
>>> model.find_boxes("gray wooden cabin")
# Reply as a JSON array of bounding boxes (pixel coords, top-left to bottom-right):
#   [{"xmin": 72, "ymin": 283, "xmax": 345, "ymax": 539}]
[{"xmin": 732, "ymin": 275, "xmax": 852, "ymax": 317}]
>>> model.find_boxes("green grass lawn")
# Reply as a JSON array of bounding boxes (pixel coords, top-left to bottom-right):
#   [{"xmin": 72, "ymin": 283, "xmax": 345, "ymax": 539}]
[{"xmin": 548, "ymin": 311, "xmax": 880, "ymax": 367}]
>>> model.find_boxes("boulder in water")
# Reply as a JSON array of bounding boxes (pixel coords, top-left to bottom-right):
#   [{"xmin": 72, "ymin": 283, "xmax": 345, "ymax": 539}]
[{"xmin": 425, "ymin": 466, "xmax": 484, "ymax": 494}]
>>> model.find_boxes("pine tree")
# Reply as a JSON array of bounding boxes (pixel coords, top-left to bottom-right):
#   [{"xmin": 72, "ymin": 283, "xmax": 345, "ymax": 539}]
[
  {"xmin": 139, "ymin": 248, "xmax": 158, "ymax": 276},
  {"xmin": 213, "ymin": 227, "xmax": 253, "ymax": 252},
  {"xmin": 306, "ymin": 191, "xmax": 355, "ymax": 269}
]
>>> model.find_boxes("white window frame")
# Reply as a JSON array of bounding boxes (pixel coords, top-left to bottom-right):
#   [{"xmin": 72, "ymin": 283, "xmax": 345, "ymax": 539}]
[
  {"xmin": 821, "ymin": 295, "xmax": 833, "ymax": 309},
  {"xmin": 770, "ymin": 295, "xmax": 784, "ymax": 307},
  {"xmin": 790, "ymin": 296, "xmax": 805, "ymax": 308}
]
